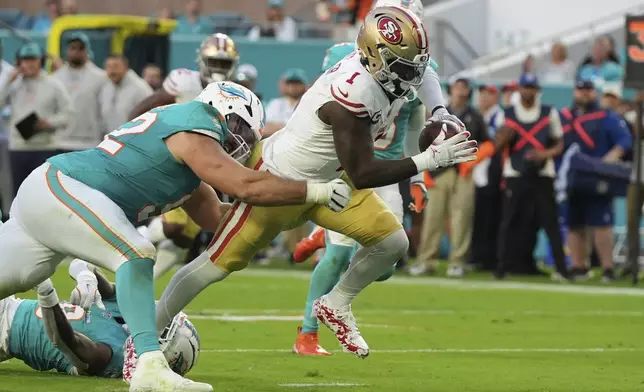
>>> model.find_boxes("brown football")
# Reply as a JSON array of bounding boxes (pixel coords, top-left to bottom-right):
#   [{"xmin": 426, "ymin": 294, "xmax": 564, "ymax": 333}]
[{"xmin": 418, "ymin": 120, "xmax": 461, "ymax": 151}]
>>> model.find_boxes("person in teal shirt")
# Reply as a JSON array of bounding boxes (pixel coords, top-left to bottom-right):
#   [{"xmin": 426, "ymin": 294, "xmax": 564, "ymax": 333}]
[
  {"xmin": 3, "ymin": 271, "xmax": 126, "ymax": 378},
  {"xmin": 1, "ymin": 260, "xmax": 200, "ymax": 379},
  {"xmin": 174, "ymin": 0, "xmax": 214, "ymax": 35},
  {"xmin": 291, "ymin": 42, "xmax": 430, "ymax": 356},
  {"xmin": 0, "ymin": 82, "xmax": 351, "ymax": 391}
]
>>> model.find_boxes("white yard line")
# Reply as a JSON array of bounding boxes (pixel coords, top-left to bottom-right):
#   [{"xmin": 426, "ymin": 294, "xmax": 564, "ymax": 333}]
[
  {"xmin": 279, "ymin": 383, "xmax": 366, "ymax": 388},
  {"xmin": 187, "ymin": 308, "xmax": 644, "ymax": 317},
  {"xmin": 187, "ymin": 314, "xmax": 405, "ymax": 329},
  {"xmin": 201, "ymin": 347, "xmax": 642, "ymax": 354},
  {"xmin": 238, "ymin": 269, "xmax": 644, "ymax": 296}
]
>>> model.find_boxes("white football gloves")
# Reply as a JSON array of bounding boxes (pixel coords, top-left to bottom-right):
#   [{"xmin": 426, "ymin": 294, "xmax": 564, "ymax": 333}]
[
  {"xmin": 411, "ymin": 129, "xmax": 478, "ymax": 172},
  {"xmin": 428, "ymin": 108, "xmax": 466, "ymax": 132},
  {"xmin": 306, "ymin": 178, "xmax": 352, "ymax": 212},
  {"xmin": 68, "ymin": 259, "xmax": 105, "ymax": 310}
]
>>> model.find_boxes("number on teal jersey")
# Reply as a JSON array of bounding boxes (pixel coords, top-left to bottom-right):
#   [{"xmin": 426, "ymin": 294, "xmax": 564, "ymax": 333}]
[{"xmin": 48, "ymin": 101, "xmax": 228, "ymax": 224}]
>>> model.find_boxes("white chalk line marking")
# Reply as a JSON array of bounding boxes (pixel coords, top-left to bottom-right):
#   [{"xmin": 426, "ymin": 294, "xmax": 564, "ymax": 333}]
[
  {"xmin": 238, "ymin": 269, "xmax": 644, "ymax": 296},
  {"xmin": 279, "ymin": 383, "xmax": 365, "ymax": 388},
  {"xmin": 187, "ymin": 308, "xmax": 644, "ymax": 317},
  {"xmin": 201, "ymin": 347, "xmax": 642, "ymax": 354},
  {"xmin": 187, "ymin": 314, "xmax": 405, "ymax": 329}
]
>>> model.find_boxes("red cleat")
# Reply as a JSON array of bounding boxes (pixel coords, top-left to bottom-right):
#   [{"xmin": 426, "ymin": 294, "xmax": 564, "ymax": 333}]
[
  {"xmin": 293, "ymin": 227, "xmax": 326, "ymax": 263},
  {"xmin": 292, "ymin": 326, "xmax": 331, "ymax": 356}
]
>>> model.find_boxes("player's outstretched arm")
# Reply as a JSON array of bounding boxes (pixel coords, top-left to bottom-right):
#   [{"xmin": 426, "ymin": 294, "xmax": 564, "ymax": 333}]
[
  {"xmin": 128, "ymin": 88, "xmax": 176, "ymax": 120},
  {"xmin": 35, "ymin": 280, "xmax": 113, "ymax": 376},
  {"xmin": 166, "ymin": 131, "xmax": 350, "ymax": 209},
  {"xmin": 182, "ymin": 182, "xmax": 231, "ymax": 233}
]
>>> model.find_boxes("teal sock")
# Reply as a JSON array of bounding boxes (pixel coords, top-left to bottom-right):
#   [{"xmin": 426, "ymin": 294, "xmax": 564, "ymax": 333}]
[
  {"xmin": 302, "ymin": 244, "xmax": 352, "ymax": 333},
  {"xmin": 116, "ymin": 258, "xmax": 159, "ymax": 355},
  {"xmin": 349, "ymin": 244, "xmax": 395, "ymax": 282}
]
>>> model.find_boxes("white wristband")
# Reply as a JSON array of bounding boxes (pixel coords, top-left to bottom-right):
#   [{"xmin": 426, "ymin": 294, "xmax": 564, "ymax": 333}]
[
  {"xmin": 38, "ymin": 288, "xmax": 60, "ymax": 308},
  {"xmin": 305, "ymin": 182, "xmax": 331, "ymax": 204},
  {"xmin": 411, "ymin": 153, "xmax": 437, "ymax": 173}
]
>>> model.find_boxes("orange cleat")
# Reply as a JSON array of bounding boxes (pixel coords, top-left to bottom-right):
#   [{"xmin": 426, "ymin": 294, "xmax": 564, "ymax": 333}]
[
  {"xmin": 293, "ymin": 227, "xmax": 326, "ymax": 263},
  {"xmin": 292, "ymin": 326, "xmax": 332, "ymax": 356}
]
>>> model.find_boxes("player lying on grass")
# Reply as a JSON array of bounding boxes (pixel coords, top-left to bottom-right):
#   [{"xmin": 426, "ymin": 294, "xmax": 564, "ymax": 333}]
[
  {"xmin": 0, "ymin": 81, "xmax": 351, "ymax": 392},
  {"xmin": 0, "ymin": 259, "xmax": 199, "ymax": 380},
  {"xmin": 154, "ymin": 6, "xmax": 478, "ymax": 361}
]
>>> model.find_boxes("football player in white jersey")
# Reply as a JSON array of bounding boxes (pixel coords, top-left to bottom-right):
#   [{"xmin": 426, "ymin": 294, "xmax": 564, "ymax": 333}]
[
  {"xmin": 129, "ymin": 33, "xmax": 240, "ymax": 279},
  {"xmin": 154, "ymin": 6, "xmax": 477, "ymax": 360},
  {"xmin": 129, "ymin": 33, "xmax": 239, "ymax": 117}
]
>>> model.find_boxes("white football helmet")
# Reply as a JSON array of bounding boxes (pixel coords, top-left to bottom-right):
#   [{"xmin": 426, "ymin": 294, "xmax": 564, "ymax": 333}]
[
  {"xmin": 195, "ymin": 81, "xmax": 265, "ymax": 163},
  {"xmin": 373, "ymin": 0, "xmax": 424, "ymax": 19},
  {"xmin": 159, "ymin": 312, "xmax": 200, "ymax": 376}
]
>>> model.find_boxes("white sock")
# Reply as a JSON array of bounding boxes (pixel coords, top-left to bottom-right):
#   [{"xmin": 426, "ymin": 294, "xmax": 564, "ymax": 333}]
[
  {"xmin": 327, "ymin": 229, "xmax": 408, "ymax": 308},
  {"xmin": 153, "ymin": 240, "xmax": 189, "ymax": 279},
  {"xmin": 155, "ymin": 251, "xmax": 229, "ymax": 334}
]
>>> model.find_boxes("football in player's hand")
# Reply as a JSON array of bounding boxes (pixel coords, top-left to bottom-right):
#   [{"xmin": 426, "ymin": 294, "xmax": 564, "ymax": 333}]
[{"xmin": 418, "ymin": 120, "xmax": 461, "ymax": 151}]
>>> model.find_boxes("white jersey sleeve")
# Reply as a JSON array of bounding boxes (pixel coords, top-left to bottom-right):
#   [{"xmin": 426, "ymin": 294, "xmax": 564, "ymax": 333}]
[
  {"xmin": 327, "ymin": 64, "xmax": 381, "ymax": 121},
  {"xmin": 161, "ymin": 69, "xmax": 203, "ymax": 102}
]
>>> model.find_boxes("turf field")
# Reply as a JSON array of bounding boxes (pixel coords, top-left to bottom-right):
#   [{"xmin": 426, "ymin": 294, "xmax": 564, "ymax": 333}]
[{"xmin": 3, "ymin": 266, "xmax": 644, "ymax": 392}]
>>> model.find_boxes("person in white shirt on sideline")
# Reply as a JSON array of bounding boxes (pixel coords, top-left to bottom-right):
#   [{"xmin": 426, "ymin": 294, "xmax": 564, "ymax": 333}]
[
  {"xmin": 248, "ymin": 0, "xmax": 299, "ymax": 42},
  {"xmin": 98, "ymin": 55, "xmax": 153, "ymax": 134},
  {"xmin": 540, "ymin": 42, "xmax": 575, "ymax": 83},
  {"xmin": 264, "ymin": 68, "xmax": 308, "ymax": 137},
  {"xmin": 0, "ymin": 43, "xmax": 74, "ymax": 197},
  {"xmin": 53, "ymin": 32, "xmax": 107, "ymax": 151}
]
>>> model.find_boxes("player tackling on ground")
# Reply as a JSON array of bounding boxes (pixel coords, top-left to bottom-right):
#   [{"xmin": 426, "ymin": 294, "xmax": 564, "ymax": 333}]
[
  {"xmin": 155, "ymin": 6, "xmax": 478, "ymax": 360},
  {"xmin": 0, "ymin": 81, "xmax": 351, "ymax": 392}
]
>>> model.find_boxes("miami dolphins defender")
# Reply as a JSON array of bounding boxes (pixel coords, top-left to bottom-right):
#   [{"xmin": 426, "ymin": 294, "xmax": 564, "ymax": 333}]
[
  {"xmin": 0, "ymin": 81, "xmax": 351, "ymax": 391},
  {"xmin": 129, "ymin": 33, "xmax": 241, "ymax": 279},
  {"xmin": 292, "ymin": 40, "xmax": 436, "ymax": 355},
  {"xmin": 154, "ymin": 6, "xmax": 476, "ymax": 361},
  {"xmin": 0, "ymin": 260, "xmax": 200, "ymax": 380}
]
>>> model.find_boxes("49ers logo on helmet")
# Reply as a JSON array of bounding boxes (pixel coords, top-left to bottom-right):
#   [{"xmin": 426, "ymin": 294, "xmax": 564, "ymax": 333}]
[{"xmin": 377, "ymin": 16, "xmax": 403, "ymax": 44}]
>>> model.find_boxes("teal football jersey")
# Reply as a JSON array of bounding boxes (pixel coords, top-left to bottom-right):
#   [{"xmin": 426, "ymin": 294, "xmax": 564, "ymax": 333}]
[
  {"xmin": 9, "ymin": 297, "xmax": 127, "ymax": 378},
  {"xmin": 48, "ymin": 101, "xmax": 228, "ymax": 224},
  {"xmin": 374, "ymin": 98, "xmax": 422, "ymax": 160}
]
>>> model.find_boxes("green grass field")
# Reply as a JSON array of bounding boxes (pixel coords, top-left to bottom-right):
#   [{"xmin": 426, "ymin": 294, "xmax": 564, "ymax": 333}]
[{"xmin": 3, "ymin": 266, "xmax": 644, "ymax": 392}]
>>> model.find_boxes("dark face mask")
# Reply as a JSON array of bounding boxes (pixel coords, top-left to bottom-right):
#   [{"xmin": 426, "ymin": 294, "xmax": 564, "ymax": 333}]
[{"xmin": 224, "ymin": 113, "xmax": 258, "ymax": 162}]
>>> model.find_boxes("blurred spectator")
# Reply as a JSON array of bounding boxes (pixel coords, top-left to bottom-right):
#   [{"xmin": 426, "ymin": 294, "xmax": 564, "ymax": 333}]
[
  {"xmin": 142, "ymin": 64, "xmax": 163, "ymax": 91},
  {"xmin": 470, "ymin": 84, "xmax": 503, "ymax": 271},
  {"xmin": 522, "ymin": 54, "xmax": 537, "ymax": 75},
  {"xmin": 577, "ymin": 36, "xmax": 622, "ymax": 87},
  {"xmin": 158, "ymin": 6, "xmax": 174, "ymax": 20},
  {"xmin": 53, "ymin": 33, "xmax": 107, "ymax": 151},
  {"xmin": 559, "ymin": 80, "xmax": 632, "ymax": 282},
  {"xmin": 494, "ymin": 74, "xmax": 567, "ymax": 279},
  {"xmin": 248, "ymin": 0, "xmax": 298, "ymax": 42},
  {"xmin": 264, "ymin": 68, "xmax": 308, "ymax": 137},
  {"xmin": 540, "ymin": 41, "xmax": 575, "ymax": 83},
  {"xmin": 175, "ymin": 0, "xmax": 213, "ymax": 35},
  {"xmin": 501, "ymin": 81, "xmax": 518, "ymax": 107},
  {"xmin": 0, "ymin": 43, "xmax": 73, "ymax": 196},
  {"xmin": 61, "ymin": 0, "xmax": 78, "ymax": 15},
  {"xmin": 0, "ymin": 44, "xmax": 15, "ymax": 212},
  {"xmin": 32, "ymin": 0, "xmax": 61, "ymax": 33},
  {"xmin": 233, "ymin": 64, "xmax": 260, "ymax": 100},
  {"xmin": 600, "ymin": 83, "xmax": 622, "ymax": 112},
  {"xmin": 412, "ymin": 78, "xmax": 489, "ymax": 278},
  {"xmin": 99, "ymin": 55, "xmax": 153, "ymax": 134}
]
